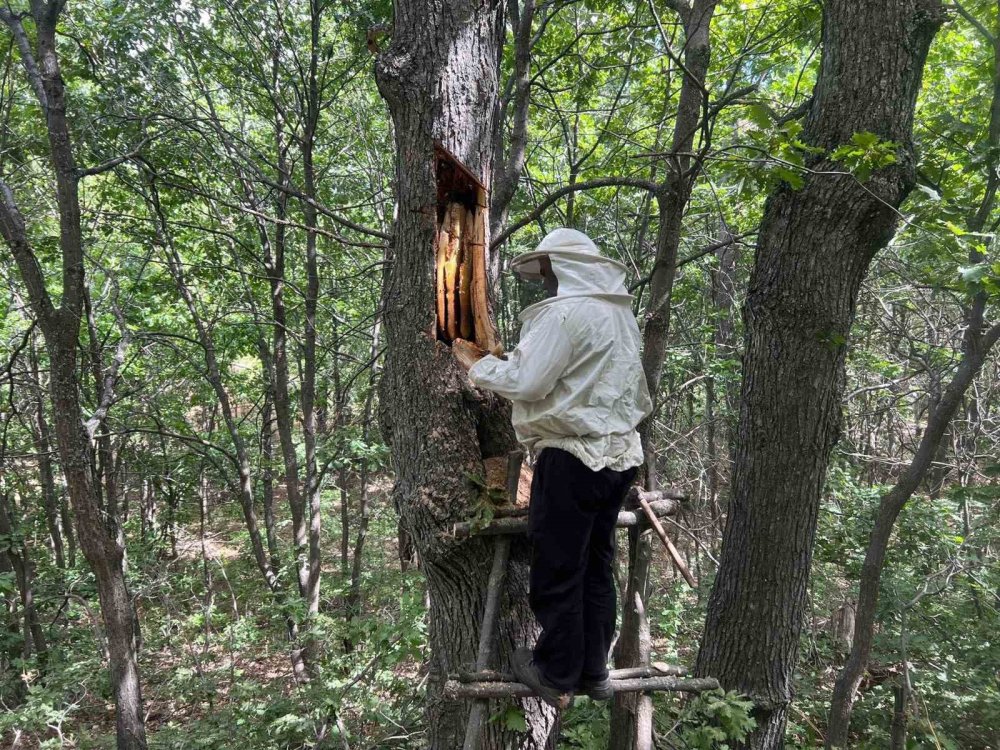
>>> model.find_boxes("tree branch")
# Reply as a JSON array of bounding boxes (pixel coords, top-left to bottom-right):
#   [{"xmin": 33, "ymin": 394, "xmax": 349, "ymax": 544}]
[
  {"xmin": 492, "ymin": 176, "xmax": 659, "ymax": 248},
  {"xmin": 0, "ymin": 178, "xmax": 55, "ymax": 325},
  {"xmin": 78, "ymin": 137, "xmax": 153, "ymax": 178},
  {"xmin": 949, "ymin": 2, "xmax": 996, "ymax": 47},
  {"xmin": 0, "ymin": 319, "xmax": 36, "ymax": 385},
  {"xmin": 0, "ymin": 9, "xmax": 47, "ymax": 110}
]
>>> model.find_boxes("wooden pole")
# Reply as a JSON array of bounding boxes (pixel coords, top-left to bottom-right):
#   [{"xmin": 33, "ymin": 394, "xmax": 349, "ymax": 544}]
[
  {"xmin": 462, "ymin": 451, "xmax": 524, "ymax": 750},
  {"xmin": 638, "ymin": 496, "xmax": 697, "ymax": 588},
  {"xmin": 456, "ymin": 665, "xmax": 689, "ymax": 683},
  {"xmin": 450, "ymin": 498, "xmax": 679, "ymax": 539},
  {"xmin": 446, "ymin": 676, "xmax": 720, "ymax": 700}
]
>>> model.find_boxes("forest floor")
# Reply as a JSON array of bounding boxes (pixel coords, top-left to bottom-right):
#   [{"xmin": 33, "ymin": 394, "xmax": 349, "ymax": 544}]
[
  {"xmin": 12, "ymin": 479, "xmax": 983, "ymax": 749},
  {"xmin": 4, "ymin": 479, "xmax": 703, "ymax": 749}
]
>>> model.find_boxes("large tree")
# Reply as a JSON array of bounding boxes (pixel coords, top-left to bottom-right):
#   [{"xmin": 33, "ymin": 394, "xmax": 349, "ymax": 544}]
[
  {"xmin": 695, "ymin": 1, "xmax": 945, "ymax": 747},
  {"xmin": 374, "ymin": 0, "xmax": 557, "ymax": 746}
]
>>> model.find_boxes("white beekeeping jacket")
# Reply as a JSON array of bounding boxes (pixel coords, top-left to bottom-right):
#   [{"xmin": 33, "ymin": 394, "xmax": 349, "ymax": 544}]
[{"xmin": 469, "ymin": 228, "xmax": 652, "ymax": 472}]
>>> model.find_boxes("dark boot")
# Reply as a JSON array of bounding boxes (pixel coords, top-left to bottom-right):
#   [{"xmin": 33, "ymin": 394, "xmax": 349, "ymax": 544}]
[
  {"xmin": 577, "ymin": 674, "xmax": 613, "ymax": 701},
  {"xmin": 512, "ymin": 647, "xmax": 572, "ymax": 709}
]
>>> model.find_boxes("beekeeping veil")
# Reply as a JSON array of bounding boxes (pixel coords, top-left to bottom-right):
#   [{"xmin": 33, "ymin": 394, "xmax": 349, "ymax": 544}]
[{"xmin": 509, "ymin": 228, "xmax": 632, "ymax": 312}]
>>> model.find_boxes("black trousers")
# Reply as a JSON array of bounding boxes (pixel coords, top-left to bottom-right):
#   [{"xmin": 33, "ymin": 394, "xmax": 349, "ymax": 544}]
[{"xmin": 527, "ymin": 447, "xmax": 637, "ymax": 691}]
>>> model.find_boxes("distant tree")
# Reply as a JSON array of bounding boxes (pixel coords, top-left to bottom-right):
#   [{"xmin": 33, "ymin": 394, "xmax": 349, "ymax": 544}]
[{"xmin": 0, "ymin": 3, "xmax": 148, "ymax": 748}]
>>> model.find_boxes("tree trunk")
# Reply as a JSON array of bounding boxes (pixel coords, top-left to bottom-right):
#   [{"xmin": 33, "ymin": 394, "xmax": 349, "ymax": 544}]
[
  {"xmin": 346, "ymin": 312, "xmax": 383, "ymax": 634},
  {"xmin": 613, "ymin": 3, "xmax": 718, "ymax": 747},
  {"xmin": 610, "ymin": 526, "xmax": 654, "ymax": 750},
  {"xmin": 0, "ymin": 5, "xmax": 149, "ymax": 747},
  {"xmin": 30, "ymin": 342, "xmax": 65, "ymax": 568},
  {"xmin": 375, "ymin": 1, "xmax": 558, "ymax": 745},
  {"xmin": 694, "ymin": 2, "xmax": 943, "ymax": 747},
  {"xmin": 51, "ymin": 347, "xmax": 149, "ymax": 750},
  {"xmin": 260, "ymin": 395, "xmax": 282, "ymax": 571},
  {"xmin": 0, "ymin": 493, "xmax": 47, "ymax": 664},
  {"xmin": 299, "ymin": 0, "xmax": 324, "ymax": 627}
]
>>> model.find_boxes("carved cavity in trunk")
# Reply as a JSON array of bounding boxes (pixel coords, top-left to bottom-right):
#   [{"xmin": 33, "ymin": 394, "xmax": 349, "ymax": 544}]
[{"xmin": 434, "ymin": 145, "xmax": 498, "ymax": 352}]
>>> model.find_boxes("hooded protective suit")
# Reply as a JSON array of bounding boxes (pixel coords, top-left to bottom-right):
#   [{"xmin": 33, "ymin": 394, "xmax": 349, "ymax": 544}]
[{"xmin": 468, "ymin": 228, "xmax": 652, "ymax": 472}]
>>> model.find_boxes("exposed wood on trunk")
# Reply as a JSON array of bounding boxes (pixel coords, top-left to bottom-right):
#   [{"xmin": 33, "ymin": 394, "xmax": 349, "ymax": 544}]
[
  {"xmin": 375, "ymin": 0, "xmax": 558, "ymax": 742},
  {"xmin": 437, "ymin": 227, "xmax": 450, "ymax": 338},
  {"xmin": 445, "ymin": 205, "xmax": 463, "ymax": 340},
  {"xmin": 460, "ymin": 209, "xmax": 475, "ymax": 340},
  {"xmin": 472, "ymin": 188, "xmax": 500, "ymax": 353}
]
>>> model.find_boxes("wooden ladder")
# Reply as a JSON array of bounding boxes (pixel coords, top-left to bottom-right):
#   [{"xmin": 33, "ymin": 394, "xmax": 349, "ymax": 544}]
[{"xmin": 450, "ymin": 452, "xmax": 719, "ymax": 750}]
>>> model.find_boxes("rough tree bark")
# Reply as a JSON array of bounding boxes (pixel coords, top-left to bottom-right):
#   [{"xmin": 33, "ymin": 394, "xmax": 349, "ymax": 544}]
[
  {"xmin": 375, "ymin": 1, "xmax": 558, "ymax": 746},
  {"xmin": 0, "ymin": 4, "xmax": 149, "ymax": 748},
  {"xmin": 694, "ymin": 2, "xmax": 943, "ymax": 747},
  {"xmin": 826, "ymin": 5, "xmax": 1000, "ymax": 741}
]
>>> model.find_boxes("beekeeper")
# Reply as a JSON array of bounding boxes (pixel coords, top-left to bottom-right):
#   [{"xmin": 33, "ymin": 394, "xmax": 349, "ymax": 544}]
[{"xmin": 455, "ymin": 227, "xmax": 652, "ymax": 707}]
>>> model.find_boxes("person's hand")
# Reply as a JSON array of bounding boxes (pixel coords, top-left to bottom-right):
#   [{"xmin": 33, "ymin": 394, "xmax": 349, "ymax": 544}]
[{"xmin": 453, "ymin": 338, "xmax": 487, "ymax": 371}]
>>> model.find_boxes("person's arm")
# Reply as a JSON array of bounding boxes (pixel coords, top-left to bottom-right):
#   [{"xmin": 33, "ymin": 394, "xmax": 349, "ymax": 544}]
[{"xmin": 467, "ymin": 308, "xmax": 572, "ymax": 402}]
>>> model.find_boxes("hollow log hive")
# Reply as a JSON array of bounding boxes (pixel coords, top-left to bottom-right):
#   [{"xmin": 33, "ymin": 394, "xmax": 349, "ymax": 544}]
[{"xmin": 434, "ymin": 146, "xmax": 499, "ymax": 352}]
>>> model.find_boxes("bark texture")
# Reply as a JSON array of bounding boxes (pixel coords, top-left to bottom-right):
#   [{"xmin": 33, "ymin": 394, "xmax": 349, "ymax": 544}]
[
  {"xmin": 826, "ymin": 6, "xmax": 1000, "ymax": 740},
  {"xmin": 375, "ymin": 2, "xmax": 557, "ymax": 746},
  {"xmin": 694, "ymin": 2, "xmax": 943, "ymax": 747}
]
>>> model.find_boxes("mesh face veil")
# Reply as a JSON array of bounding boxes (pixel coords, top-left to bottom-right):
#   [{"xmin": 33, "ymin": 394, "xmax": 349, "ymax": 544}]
[{"xmin": 512, "ymin": 261, "xmax": 551, "ymax": 308}]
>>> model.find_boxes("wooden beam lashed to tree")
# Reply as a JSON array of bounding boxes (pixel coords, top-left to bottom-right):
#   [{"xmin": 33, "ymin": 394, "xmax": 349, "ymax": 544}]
[
  {"xmin": 444, "ymin": 675, "xmax": 720, "ymax": 699},
  {"xmin": 449, "ymin": 496, "xmax": 681, "ymax": 539}
]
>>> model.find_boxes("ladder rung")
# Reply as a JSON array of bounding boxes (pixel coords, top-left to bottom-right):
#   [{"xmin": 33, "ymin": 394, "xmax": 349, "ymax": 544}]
[
  {"xmin": 454, "ymin": 665, "xmax": 688, "ymax": 683},
  {"xmin": 451, "ymin": 498, "xmax": 679, "ymax": 538},
  {"xmin": 444, "ymin": 675, "xmax": 719, "ymax": 699}
]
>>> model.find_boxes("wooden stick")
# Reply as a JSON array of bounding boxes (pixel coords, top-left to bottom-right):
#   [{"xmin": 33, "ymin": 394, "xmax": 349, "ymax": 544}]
[
  {"xmin": 623, "ymin": 486, "xmax": 687, "ymax": 508},
  {"xmin": 450, "ymin": 498, "xmax": 679, "ymax": 539},
  {"xmin": 462, "ymin": 451, "xmax": 523, "ymax": 750},
  {"xmin": 444, "ymin": 676, "xmax": 719, "ymax": 700},
  {"xmin": 456, "ymin": 665, "xmax": 688, "ymax": 683},
  {"xmin": 639, "ymin": 496, "xmax": 697, "ymax": 588}
]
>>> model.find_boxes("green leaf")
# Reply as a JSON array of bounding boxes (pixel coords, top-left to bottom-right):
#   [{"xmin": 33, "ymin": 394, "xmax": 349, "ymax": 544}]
[
  {"xmin": 773, "ymin": 166, "xmax": 805, "ymax": 189},
  {"xmin": 746, "ymin": 103, "xmax": 773, "ymax": 129}
]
